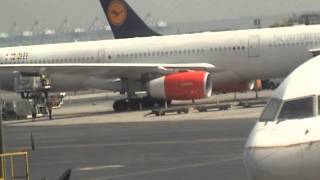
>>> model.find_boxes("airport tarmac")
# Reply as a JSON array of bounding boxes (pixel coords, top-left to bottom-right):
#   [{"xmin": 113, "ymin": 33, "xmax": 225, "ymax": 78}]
[{"xmin": 2, "ymin": 92, "xmax": 267, "ymax": 180}]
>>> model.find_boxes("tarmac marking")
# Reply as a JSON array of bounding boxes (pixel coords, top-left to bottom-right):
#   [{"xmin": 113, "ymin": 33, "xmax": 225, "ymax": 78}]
[
  {"xmin": 90, "ymin": 156, "xmax": 242, "ymax": 180},
  {"xmin": 36, "ymin": 137, "xmax": 246, "ymax": 150},
  {"xmin": 76, "ymin": 165, "xmax": 125, "ymax": 171}
]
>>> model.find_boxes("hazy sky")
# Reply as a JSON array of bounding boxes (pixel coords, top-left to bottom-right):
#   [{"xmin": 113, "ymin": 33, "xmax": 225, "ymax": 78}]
[{"xmin": 0, "ymin": 0, "xmax": 320, "ymax": 32}]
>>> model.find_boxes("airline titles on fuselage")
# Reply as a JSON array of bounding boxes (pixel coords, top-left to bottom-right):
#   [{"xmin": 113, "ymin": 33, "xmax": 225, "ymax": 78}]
[{"xmin": 4, "ymin": 52, "xmax": 29, "ymax": 61}]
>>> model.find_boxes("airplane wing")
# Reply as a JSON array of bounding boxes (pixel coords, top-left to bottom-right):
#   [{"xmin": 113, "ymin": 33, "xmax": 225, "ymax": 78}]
[
  {"xmin": 309, "ymin": 49, "xmax": 320, "ymax": 57},
  {"xmin": 0, "ymin": 63, "xmax": 220, "ymax": 79}
]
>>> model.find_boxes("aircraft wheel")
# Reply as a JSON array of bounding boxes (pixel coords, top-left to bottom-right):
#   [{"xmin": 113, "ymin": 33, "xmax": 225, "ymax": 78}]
[
  {"xmin": 113, "ymin": 99, "xmax": 128, "ymax": 112},
  {"xmin": 141, "ymin": 96, "xmax": 155, "ymax": 109},
  {"xmin": 128, "ymin": 99, "xmax": 141, "ymax": 111}
]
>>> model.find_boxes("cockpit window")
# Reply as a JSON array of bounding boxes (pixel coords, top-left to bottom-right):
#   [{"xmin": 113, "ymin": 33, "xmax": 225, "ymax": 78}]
[
  {"xmin": 260, "ymin": 98, "xmax": 282, "ymax": 122},
  {"xmin": 278, "ymin": 97, "xmax": 314, "ymax": 120}
]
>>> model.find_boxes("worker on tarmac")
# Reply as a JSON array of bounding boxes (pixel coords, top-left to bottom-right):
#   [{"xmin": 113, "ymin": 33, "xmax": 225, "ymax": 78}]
[
  {"xmin": 47, "ymin": 101, "xmax": 53, "ymax": 120},
  {"xmin": 31, "ymin": 105, "xmax": 37, "ymax": 121}
]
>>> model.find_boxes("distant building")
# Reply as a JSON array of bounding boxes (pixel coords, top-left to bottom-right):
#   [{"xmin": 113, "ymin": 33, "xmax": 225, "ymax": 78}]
[
  {"xmin": 0, "ymin": 33, "xmax": 8, "ymax": 39},
  {"xmin": 299, "ymin": 14, "xmax": 320, "ymax": 25},
  {"xmin": 270, "ymin": 13, "xmax": 320, "ymax": 27},
  {"xmin": 253, "ymin": 18, "xmax": 262, "ymax": 28},
  {"xmin": 0, "ymin": 14, "xmax": 173, "ymax": 47}
]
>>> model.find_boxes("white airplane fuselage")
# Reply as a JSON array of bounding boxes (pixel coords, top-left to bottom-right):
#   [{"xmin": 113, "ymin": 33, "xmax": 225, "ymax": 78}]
[
  {"xmin": 245, "ymin": 118, "xmax": 320, "ymax": 180},
  {"xmin": 0, "ymin": 25, "xmax": 319, "ymax": 92},
  {"xmin": 244, "ymin": 55, "xmax": 320, "ymax": 180}
]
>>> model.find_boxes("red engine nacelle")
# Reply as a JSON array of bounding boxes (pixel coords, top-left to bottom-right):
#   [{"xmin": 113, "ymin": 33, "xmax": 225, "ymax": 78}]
[{"xmin": 147, "ymin": 71, "xmax": 212, "ymax": 100}]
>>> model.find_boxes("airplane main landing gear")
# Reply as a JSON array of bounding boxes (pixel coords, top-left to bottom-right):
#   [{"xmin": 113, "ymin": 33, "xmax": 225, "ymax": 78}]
[
  {"xmin": 113, "ymin": 97, "xmax": 171, "ymax": 112},
  {"xmin": 113, "ymin": 78, "xmax": 172, "ymax": 112},
  {"xmin": 113, "ymin": 99, "xmax": 129, "ymax": 112},
  {"xmin": 112, "ymin": 99, "xmax": 142, "ymax": 112}
]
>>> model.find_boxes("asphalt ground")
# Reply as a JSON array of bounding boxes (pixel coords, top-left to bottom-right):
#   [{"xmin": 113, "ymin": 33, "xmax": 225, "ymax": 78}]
[
  {"xmin": 2, "ymin": 91, "xmax": 268, "ymax": 180},
  {"xmin": 5, "ymin": 117, "xmax": 257, "ymax": 180}
]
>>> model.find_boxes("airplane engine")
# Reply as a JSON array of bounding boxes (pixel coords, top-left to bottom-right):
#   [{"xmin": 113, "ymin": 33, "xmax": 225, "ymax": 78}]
[
  {"xmin": 213, "ymin": 80, "xmax": 262, "ymax": 93},
  {"xmin": 147, "ymin": 71, "xmax": 212, "ymax": 100}
]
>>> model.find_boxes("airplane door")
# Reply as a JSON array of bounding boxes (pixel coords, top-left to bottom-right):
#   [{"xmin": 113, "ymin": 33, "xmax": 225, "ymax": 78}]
[
  {"xmin": 97, "ymin": 49, "xmax": 106, "ymax": 63},
  {"xmin": 248, "ymin": 35, "xmax": 261, "ymax": 58}
]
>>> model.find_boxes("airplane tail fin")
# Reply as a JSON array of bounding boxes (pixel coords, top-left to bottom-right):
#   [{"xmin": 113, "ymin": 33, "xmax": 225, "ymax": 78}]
[{"xmin": 100, "ymin": 0, "xmax": 160, "ymax": 39}]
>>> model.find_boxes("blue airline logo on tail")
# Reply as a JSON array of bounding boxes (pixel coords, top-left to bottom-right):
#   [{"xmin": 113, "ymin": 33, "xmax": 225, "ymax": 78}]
[{"xmin": 100, "ymin": 0, "xmax": 160, "ymax": 38}]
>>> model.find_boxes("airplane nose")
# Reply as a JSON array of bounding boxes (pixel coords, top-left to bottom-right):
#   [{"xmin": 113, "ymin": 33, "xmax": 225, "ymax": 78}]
[{"xmin": 244, "ymin": 127, "xmax": 303, "ymax": 180}]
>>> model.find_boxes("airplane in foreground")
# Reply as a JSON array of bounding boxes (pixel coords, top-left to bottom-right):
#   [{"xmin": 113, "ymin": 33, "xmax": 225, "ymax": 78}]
[
  {"xmin": 0, "ymin": 0, "xmax": 320, "ymax": 112},
  {"xmin": 244, "ymin": 55, "xmax": 320, "ymax": 180}
]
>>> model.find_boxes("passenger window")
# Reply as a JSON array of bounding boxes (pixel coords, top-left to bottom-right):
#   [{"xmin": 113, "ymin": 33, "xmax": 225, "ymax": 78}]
[
  {"xmin": 278, "ymin": 97, "xmax": 314, "ymax": 120},
  {"xmin": 260, "ymin": 98, "xmax": 282, "ymax": 122}
]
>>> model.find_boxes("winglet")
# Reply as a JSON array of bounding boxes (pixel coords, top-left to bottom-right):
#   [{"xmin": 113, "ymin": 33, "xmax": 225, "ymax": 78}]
[{"xmin": 100, "ymin": 0, "xmax": 160, "ymax": 39}]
